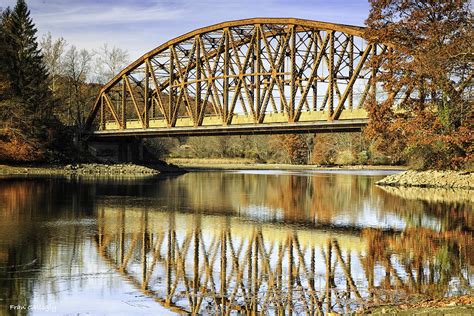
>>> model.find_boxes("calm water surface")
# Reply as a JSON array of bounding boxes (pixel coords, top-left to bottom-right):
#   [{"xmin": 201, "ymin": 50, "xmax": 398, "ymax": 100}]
[{"xmin": 0, "ymin": 171, "xmax": 472, "ymax": 315}]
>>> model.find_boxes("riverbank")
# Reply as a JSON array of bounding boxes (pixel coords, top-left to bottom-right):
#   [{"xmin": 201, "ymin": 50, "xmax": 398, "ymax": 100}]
[
  {"xmin": 165, "ymin": 158, "xmax": 406, "ymax": 171},
  {"xmin": 379, "ymin": 185, "xmax": 474, "ymax": 203},
  {"xmin": 0, "ymin": 162, "xmax": 183, "ymax": 176},
  {"xmin": 2, "ymin": 162, "xmax": 472, "ymax": 191},
  {"xmin": 377, "ymin": 170, "xmax": 473, "ymax": 189}
]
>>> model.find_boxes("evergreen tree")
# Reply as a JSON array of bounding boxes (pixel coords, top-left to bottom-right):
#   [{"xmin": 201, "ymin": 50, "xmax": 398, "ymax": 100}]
[
  {"xmin": 2, "ymin": 0, "xmax": 52, "ymax": 115},
  {"xmin": 0, "ymin": 0, "xmax": 60, "ymax": 161},
  {"xmin": 0, "ymin": 8, "xmax": 12, "ymax": 101}
]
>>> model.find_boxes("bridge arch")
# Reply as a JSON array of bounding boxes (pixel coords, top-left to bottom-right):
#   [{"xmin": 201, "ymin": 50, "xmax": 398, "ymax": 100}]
[{"xmin": 85, "ymin": 18, "xmax": 389, "ymax": 136}]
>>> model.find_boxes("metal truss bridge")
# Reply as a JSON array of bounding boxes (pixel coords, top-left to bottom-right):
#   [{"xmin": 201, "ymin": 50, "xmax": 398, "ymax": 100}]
[{"xmin": 84, "ymin": 18, "xmax": 400, "ymax": 138}]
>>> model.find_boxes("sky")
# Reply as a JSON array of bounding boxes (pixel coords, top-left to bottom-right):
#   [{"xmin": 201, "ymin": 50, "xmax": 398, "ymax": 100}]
[{"xmin": 0, "ymin": 0, "xmax": 371, "ymax": 60}]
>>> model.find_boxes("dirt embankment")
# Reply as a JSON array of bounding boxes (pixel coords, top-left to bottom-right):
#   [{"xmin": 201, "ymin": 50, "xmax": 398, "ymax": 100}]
[
  {"xmin": 0, "ymin": 163, "xmax": 183, "ymax": 176},
  {"xmin": 377, "ymin": 170, "xmax": 473, "ymax": 189}
]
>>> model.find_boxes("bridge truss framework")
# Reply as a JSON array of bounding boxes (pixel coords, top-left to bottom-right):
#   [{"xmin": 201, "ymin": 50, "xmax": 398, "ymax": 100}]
[{"xmin": 84, "ymin": 18, "xmax": 404, "ymax": 137}]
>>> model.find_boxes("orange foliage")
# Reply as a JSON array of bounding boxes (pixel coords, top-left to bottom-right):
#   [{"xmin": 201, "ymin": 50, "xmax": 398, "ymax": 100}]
[
  {"xmin": 275, "ymin": 134, "xmax": 309, "ymax": 164},
  {"xmin": 364, "ymin": 0, "xmax": 473, "ymax": 169},
  {"xmin": 0, "ymin": 129, "xmax": 44, "ymax": 161}
]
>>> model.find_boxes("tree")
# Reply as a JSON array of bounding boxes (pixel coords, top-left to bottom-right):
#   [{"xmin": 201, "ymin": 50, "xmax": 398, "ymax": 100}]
[
  {"xmin": 0, "ymin": 0, "xmax": 59, "ymax": 161},
  {"xmin": 94, "ymin": 44, "xmax": 129, "ymax": 84},
  {"xmin": 365, "ymin": 0, "xmax": 473, "ymax": 169},
  {"xmin": 276, "ymin": 134, "xmax": 310, "ymax": 165},
  {"xmin": 0, "ymin": 8, "xmax": 12, "ymax": 101},
  {"xmin": 2, "ymin": 0, "xmax": 53, "ymax": 115},
  {"xmin": 62, "ymin": 45, "xmax": 94, "ymax": 127},
  {"xmin": 40, "ymin": 32, "xmax": 67, "ymax": 93}
]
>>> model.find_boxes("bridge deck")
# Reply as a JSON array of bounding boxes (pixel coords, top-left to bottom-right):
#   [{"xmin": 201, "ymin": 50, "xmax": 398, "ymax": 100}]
[{"xmin": 91, "ymin": 109, "xmax": 368, "ymax": 137}]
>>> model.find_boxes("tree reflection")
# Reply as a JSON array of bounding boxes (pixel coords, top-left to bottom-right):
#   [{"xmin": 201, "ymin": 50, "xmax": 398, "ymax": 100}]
[{"xmin": 0, "ymin": 177, "xmax": 95, "ymax": 315}]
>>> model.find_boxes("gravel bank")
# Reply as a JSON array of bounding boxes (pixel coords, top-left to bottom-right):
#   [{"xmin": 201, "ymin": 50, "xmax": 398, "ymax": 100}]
[
  {"xmin": 0, "ymin": 163, "xmax": 174, "ymax": 176},
  {"xmin": 377, "ymin": 170, "xmax": 473, "ymax": 189},
  {"xmin": 64, "ymin": 163, "xmax": 160, "ymax": 175}
]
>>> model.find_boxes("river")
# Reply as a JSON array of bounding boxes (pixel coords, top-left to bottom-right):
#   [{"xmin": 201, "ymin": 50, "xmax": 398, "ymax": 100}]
[{"xmin": 0, "ymin": 170, "xmax": 472, "ymax": 315}]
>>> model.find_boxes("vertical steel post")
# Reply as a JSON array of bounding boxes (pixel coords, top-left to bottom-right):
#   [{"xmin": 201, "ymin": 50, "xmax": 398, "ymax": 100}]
[
  {"xmin": 313, "ymin": 32, "xmax": 319, "ymax": 111},
  {"xmin": 255, "ymin": 25, "xmax": 261, "ymax": 120},
  {"xmin": 195, "ymin": 36, "xmax": 201, "ymax": 126},
  {"xmin": 349, "ymin": 36, "xmax": 354, "ymax": 110},
  {"xmin": 328, "ymin": 31, "xmax": 335, "ymax": 120},
  {"xmin": 169, "ymin": 47, "xmax": 175, "ymax": 127},
  {"xmin": 100, "ymin": 95, "xmax": 105, "ymax": 130},
  {"xmin": 223, "ymin": 29, "xmax": 229, "ymax": 125},
  {"xmin": 280, "ymin": 36, "xmax": 286, "ymax": 113},
  {"xmin": 144, "ymin": 61, "xmax": 149, "ymax": 128},
  {"xmin": 289, "ymin": 25, "xmax": 296, "ymax": 121},
  {"xmin": 121, "ymin": 77, "xmax": 126, "ymax": 129}
]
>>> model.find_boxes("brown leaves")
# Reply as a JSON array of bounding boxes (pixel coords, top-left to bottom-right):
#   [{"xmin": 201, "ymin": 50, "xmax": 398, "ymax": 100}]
[
  {"xmin": 364, "ymin": 0, "xmax": 473, "ymax": 169},
  {"xmin": 276, "ymin": 134, "xmax": 309, "ymax": 165},
  {"xmin": 0, "ymin": 128, "xmax": 45, "ymax": 161}
]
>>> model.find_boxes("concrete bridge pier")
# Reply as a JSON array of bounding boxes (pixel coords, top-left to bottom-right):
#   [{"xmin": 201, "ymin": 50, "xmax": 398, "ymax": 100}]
[
  {"xmin": 118, "ymin": 140, "xmax": 144, "ymax": 162},
  {"xmin": 88, "ymin": 137, "xmax": 144, "ymax": 163}
]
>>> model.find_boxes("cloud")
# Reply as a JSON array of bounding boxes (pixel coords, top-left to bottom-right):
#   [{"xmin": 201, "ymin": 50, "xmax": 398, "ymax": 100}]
[
  {"xmin": 0, "ymin": 0, "xmax": 370, "ymax": 60},
  {"xmin": 27, "ymin": 0, "xmax": 184, "ymax": 26}
]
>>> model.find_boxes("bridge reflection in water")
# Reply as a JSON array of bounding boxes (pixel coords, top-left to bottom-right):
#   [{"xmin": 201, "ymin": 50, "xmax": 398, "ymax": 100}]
[{"xmin": 95, "ymin": 207, "xmax": 471, "ymax": 315}]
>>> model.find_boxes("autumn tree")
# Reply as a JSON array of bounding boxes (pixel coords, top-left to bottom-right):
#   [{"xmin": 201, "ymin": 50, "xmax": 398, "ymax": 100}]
[
  {"xmin": 365, "ymin": 0, "xmax": 473, "ymax": 169},
  {"xmin": 276, "ymin": 134, "xmax": 310, "ymax": 165}
]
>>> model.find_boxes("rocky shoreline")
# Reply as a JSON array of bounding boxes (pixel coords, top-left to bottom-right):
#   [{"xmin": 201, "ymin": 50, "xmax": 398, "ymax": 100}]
[
  {"xmin": 0, "ymin": 163, "xmax": 183, "ymax": 176},
  {"xmin": 376, "ymin": 170, "xmax": 473, "ymax": 189},
  {"xmin": 63, "ymin": 163, "xmax": 161, "ymax": 175}
]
